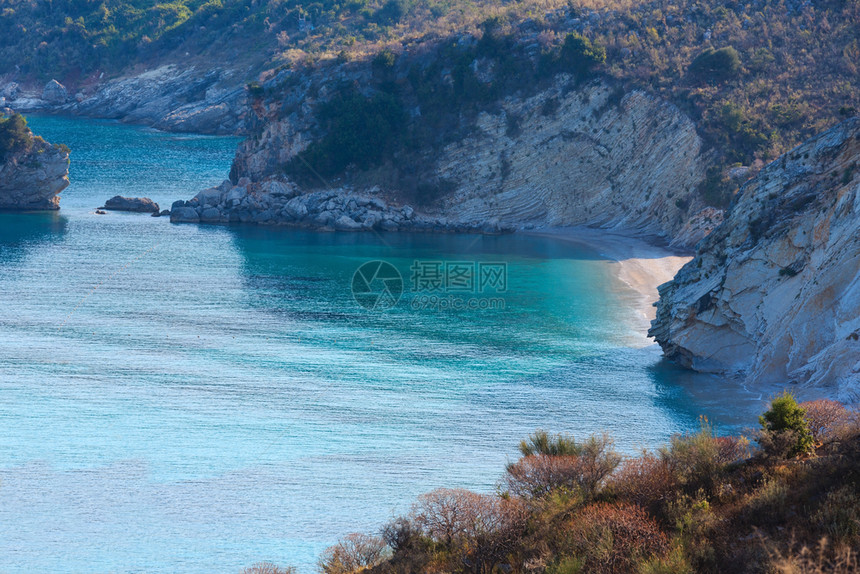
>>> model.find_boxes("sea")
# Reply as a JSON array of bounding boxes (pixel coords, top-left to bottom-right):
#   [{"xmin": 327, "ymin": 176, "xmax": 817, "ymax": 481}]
[{"xmin": 0, "ymin": 115, "xmax": 764, "ymax": 572}]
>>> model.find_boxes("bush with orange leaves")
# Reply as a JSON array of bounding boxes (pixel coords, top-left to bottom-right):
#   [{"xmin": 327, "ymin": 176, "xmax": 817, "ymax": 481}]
[
  {"xmin": 318, "ymin": 533, "xmax": 389, "ymax": 574},
  {"xmin": 504, "ymin": 433, "xmax": 621, "ymax": 500},
  {"xmin": 410, "ymin": 488, "xmax": 528, "ymax": 574},
  {"xmin": 565, "ymin": 502, "xmax": 670, "ymax": 574},
  {"xmin": 609, "ymin": 453, "xmax": 677, "ymax": 511},
  {"xmin": 799, "ymin": 399, "xmax": 854, "ymax": 443}
]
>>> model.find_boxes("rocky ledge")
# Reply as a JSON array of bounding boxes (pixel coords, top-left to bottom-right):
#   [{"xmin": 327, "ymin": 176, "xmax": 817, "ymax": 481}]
[
  {"xmin": 0, "ymin": 117, "xmax": 70, "ymax": 210},
  {"xmin": 169, "ymin": 179, "xmax": 499, "ymax": 233},
  {"xmin": 649, "ymin": 118, "xmax": 860, "ymax": 400}
]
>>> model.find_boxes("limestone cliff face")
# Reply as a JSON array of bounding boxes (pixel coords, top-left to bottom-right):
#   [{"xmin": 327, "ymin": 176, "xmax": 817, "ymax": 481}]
[
  {"xmin": 207, "ymin": 78, "xmax": 715, "ymax": 242},
  {"xmin": 0, "ymin": 135, "xmax": 70, "ymax": 210},
  {"xmin": 433, "ymin": 83, "xmax": 708, "ymax": 238},
  {"xmin": 649, "ymin": 118, "xmax": 860, "ymax": 400}
]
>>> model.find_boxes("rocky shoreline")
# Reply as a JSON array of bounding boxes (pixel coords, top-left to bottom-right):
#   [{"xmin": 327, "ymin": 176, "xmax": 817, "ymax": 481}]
[
  {"xmin": 169, "ymin": 178, "xmax": 509, "ymax": 233},
  {"xmin": 2, "ymin": 65, "xmax": 248, "ymax": 135}
]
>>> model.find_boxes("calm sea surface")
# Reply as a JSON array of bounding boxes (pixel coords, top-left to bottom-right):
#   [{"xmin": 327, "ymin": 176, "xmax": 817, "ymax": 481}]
[{"xmin": 0, "ymin": 115, "xmax": 763, "ymax": 573}]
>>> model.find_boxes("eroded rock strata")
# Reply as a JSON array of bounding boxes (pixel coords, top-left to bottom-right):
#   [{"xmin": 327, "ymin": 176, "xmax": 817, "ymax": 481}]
[
  {"xmin": 174, "ymin": 79, "xmax": 717, "ymax": 244},
  {"xmin": 649, "ymin": 118, "xmax": 860, "ymax": 400}
]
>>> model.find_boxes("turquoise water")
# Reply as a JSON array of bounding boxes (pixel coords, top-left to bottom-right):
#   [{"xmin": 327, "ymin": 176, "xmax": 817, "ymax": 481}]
[{"xmin": 0, "ymin": 116, "xmax": 763, "ymax": 573}]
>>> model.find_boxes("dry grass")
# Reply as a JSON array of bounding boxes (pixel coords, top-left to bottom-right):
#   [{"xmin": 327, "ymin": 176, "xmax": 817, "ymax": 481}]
[{"xmin": 767, "ymin": 538, "xmax": 859, "ymax": 574}]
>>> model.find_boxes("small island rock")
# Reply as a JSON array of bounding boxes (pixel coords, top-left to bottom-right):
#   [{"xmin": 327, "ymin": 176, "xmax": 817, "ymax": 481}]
[{"xmin": 103, "ymin": 195, "xmax": 160, "ymax": 213}]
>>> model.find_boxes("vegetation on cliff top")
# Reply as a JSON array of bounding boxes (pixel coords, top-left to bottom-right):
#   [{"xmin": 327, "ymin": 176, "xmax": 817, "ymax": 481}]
[
  {"xmin": 248, "ymin": 393, "xmax": 860, "ymax": 574},
  {"xmin": 271, "ymin": 0, "xmax": 856, "ymax": 206},
  {"xmin": 0, "ymin": 112, "xmax": 33, "ymax": 161},
  {"xmin": 0, "ymin": 112, "xmax": 70, "ymax": 162},
  {"xmin": 3, "ymin": 0, "xmax": 858, "ymax": 205}
]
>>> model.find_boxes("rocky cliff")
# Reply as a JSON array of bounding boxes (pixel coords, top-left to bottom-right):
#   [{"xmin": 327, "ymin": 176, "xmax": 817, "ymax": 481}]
[
  {"xmin": 649, "ymin": 118, "xmax": 860, "ymax": 400},
  {"xmin": 174, "ymin": 78, "xmax": 720, "ymax": 244},
  {"xmin": 2, "ymin": 66, "xmax": 247, "ymax": 135},
  {"xmin": 0, "ymin": 121, "xmax": 70, "ymax": 210}
]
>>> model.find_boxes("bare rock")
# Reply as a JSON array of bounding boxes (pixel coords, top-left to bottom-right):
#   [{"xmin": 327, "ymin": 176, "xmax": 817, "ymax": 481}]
[
  {"xmin": 334, "ymin": 214, "xmax": 362, "ymax": 230},
  {"xmin": 103, "ymin": 195, "xmax": 160, "ymax": 213},
  {"xmin": 650, "ymin": 118, "xmax": 860, "ymax": 401},
  {"xmin": 170, "ymin": 206, "xmax": 201, "ymax": 223},
  {"xmin": 0, "ymin": 121, "xmax": 69, "ymax": 210},
  {"xmin": 42, "ymin": 80, "xmax": 68, "ymax": 104}
]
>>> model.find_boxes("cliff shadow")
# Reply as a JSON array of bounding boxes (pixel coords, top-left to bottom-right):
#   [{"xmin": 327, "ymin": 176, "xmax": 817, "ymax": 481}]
[{"xmin": 0, "ymin": 211, "xmax": 68, "ymax": 266}]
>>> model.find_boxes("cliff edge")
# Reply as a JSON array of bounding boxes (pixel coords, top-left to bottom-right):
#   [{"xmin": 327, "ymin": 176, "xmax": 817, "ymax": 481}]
[
  {"xmin": 0, "ymin": 113, "xmax": 70, "ymax": 210},
  {"xmin": 649, "ymin": 118, "xmax": 860, "ymax": 400},
  {"xmin": 174, "ymin": 78, "xmax": 719, "ymax": 245}
]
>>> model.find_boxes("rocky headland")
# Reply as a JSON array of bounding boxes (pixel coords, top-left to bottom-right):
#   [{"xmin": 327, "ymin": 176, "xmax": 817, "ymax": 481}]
[
  {"xmin": 649, "ymin": 118, "xmax": 860, "ymax": 401},
  {"xmin": 172, "ymin": 78, "xmax": 721, "ymax": 245},
  {"xmin": 0, "ymin": 113, "xmax": 70, "ymax": 210},
  {"xmin": 1, "ymin": 66, "xmax": 247, "ymax": 135}
]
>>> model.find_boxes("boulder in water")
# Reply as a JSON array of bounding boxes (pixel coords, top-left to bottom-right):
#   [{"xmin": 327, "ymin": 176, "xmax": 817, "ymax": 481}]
[{"xmin": 103, "ymin": 195, "xmax": 160, "ymax": 213}]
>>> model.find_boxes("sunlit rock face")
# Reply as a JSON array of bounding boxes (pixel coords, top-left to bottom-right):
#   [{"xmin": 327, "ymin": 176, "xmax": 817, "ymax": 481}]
[
  {"xmin": 650, "ymin": 118, "xmax": 860, "ymax": 401},
  {"xmin": 0, "ymin": 134, "xmax": 69, "ymax": 210},
  {"xmin": 220, "ymin": 78, "xmax": 715, "ymax": 241}
]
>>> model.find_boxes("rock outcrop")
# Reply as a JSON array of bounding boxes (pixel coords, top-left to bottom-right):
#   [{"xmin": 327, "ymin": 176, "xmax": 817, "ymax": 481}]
[
  {"xmin": 649, "ymin": 118, "xmax": 860, "ymax": 400},
  {"xmin": 169, "ymin": 179, "xmax": 452, "ymax": 231},
  {"xmin": 0, "ymin": 122, "xmax": 70, "ymax": 210},
  {"xmin": 182, "ymin": 79, "xmax": 715, "ymax": 242},
  {"xmin": 41, "ymin": 79, "xmax": 68, "ymax": 103},
  {"xmin": 432, "ymin": 83, "xmax": 708, "ymax": 238},
  {"xmin": 103, "ymin": 195, "xmax": 160, "ymax": 213},
  {"xmin": 1, "ymin": 66, "xmax": 247, "ymax": 135}
]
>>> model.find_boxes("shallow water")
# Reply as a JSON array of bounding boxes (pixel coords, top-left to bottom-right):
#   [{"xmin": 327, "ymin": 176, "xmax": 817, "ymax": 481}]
[{"xmin": 0, "ymin": 115, "xmax": 765, "ymax": 573}]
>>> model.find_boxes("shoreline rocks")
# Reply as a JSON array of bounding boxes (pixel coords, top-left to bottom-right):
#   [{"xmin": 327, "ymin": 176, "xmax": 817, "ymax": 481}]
[{"xmin": 169, "ymin": 178, "xmax": 500, "ymax": 232}]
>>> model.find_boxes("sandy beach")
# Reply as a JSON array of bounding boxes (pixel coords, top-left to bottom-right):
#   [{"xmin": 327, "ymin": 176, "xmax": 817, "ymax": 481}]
[{"xmin": 526, "ymin": 226, "xmax": 693, "ymax": 336}]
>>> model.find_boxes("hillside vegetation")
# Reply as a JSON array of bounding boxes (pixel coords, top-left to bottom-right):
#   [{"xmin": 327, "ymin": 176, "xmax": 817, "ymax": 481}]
[
  {"xmin": 247, "ymin": 394, "xmax": 860, "ymax": 574},
  {"xmin": 2, "ymin": 0, "xmax": 857, "ymax": 203},
  {"xmin": 0, "ymin": 112, "xmax": 33, "ymax": 161}
]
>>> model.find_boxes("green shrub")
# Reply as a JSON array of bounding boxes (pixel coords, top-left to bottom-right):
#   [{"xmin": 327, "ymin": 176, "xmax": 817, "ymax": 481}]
[
  {"xmin": 247, "ymin": 81, "xmax": 264, "ymax": 97},
  {"xmin": 374, "ymin": 0, "xmax": 405, "ymax": 25},
  {"xmin": 659, "ymin": 417, "xmax": 744, "ymax": 494},
  {"xmin": 758, "ymin": 392, "xmax": 814, "ymax": 457},
  {"xmin": 290, "ymin": 87, "xmax": 405, "ymax": 179},
  {"xmin": 519, "ymin": 431, "xmax": 582, "ymax": 457},
  {"xmin": 697, "ymin": 166, "xmax": 736, "ymax": 208},
  {"xmin": 0, "ymin": 113, "xmax": 33, "ymax": 161},
  {"xmin": 688, "ymin": 47, "xmax": 741, "ymax": 83},
  {"xmin": 546, "ymin": 33, "xmax": 606, "ymax": 79}
]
